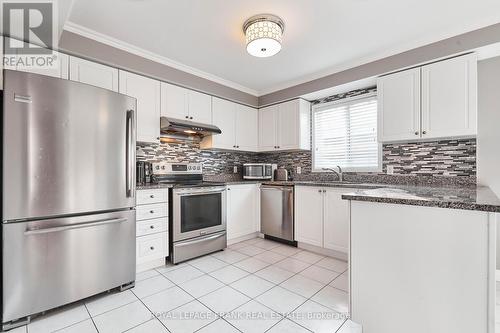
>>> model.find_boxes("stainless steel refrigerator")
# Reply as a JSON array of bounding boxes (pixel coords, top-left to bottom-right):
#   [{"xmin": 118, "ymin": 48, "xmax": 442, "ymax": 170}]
[{"xmin": 2, "ymin": 70, "xmax": 137, "ymax": 330}]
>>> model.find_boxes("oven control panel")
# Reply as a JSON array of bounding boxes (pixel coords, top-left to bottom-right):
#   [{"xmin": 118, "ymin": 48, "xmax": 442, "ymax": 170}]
[{"xmin": 152, "ymin": 162, "xmax": 202, "ymax": 175}]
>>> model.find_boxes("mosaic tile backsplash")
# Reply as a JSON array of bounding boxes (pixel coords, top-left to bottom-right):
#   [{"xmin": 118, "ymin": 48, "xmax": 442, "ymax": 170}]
[{"xmin": 137, "ymin": 138, "xmax": 476, "ymax": 186}]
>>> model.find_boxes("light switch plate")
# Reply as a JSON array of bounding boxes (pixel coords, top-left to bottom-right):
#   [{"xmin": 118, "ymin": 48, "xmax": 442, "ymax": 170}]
[
  {"xmin": 297, "ymin": 166, "xmax": 302, "ymax": 174},
  {"xmin": 233, "ymin": 166, "xmax": 238, "ymax": 173},
  {"xmin": 387, "ymin": 165, "xmax": 394, "ymax": 175}
]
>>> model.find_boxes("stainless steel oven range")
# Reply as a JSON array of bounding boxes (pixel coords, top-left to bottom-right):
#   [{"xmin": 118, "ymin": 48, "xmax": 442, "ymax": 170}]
[{"xmin": 152, "ymin": 162, "xmax": 227, "ymax": 264}]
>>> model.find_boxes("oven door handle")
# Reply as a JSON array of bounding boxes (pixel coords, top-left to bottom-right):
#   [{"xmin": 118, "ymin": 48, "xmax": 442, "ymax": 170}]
[
  {"xmin": 176, "ymin": 232, "xmax": 226, "ymax": 246},
  {"xmin": 175, "ymin": 189, "xmax": 226, "ymax": 196}
]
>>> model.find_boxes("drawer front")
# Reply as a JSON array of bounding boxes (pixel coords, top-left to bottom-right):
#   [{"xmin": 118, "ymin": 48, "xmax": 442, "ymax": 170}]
[
  {"xmin": 136, "ymin": 232, "xmax": 168, "ymax": 264},
  {"xmin": 136, "ymin": 203, "xmax": 167, "ymax": 221},
  {"xmin": 137, "ymin": 189, "xmax": 168, "ymax": 205},
  {"xmin": 136, "ymin": 217, "xmax": 167, "ymax": 237}
]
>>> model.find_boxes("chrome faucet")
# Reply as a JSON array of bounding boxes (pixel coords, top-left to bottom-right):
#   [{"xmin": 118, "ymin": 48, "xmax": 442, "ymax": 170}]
[{"xmin": 323, "ymin": 166, "xmax": 343, "ymax": 182}]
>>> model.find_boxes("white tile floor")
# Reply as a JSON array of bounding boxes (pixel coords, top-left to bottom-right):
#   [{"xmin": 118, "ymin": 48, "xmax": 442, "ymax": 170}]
[{"xmin": 8, "ymin": 237, "xmax": 358, "ymax": 333}]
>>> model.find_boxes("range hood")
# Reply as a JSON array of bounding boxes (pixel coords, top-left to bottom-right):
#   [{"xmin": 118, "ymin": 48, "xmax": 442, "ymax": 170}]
[{"xmin": 160, "ymin": 117, "xmax": 222, "ymax": 138}]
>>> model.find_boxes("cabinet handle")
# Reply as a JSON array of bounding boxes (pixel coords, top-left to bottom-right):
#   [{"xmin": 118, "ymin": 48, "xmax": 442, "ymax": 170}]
[
  {"xmin": 190, "ymin": 116, "xmax": 193, "ymax": 120},
  {"xmin": 150, "ymin": 225, "xmax": 154, "ymax": 229},
  {"xmin": 185, "ymin": 116, "xmax": 189, "ymax": 119},
  {"xmin": 318, "ymin": 189, "xmax": 322, "ymax": 193},
  {"xmin": 156, "ymin": 137, "xmax": 160, "ymax": 140},
  {"xmin": 150, "ymin": 195, "xmax": 154, "ymax": 198},
  {"xmin": 422, "ymin": 130, "xmax": 427, "ymax": 135},
  {"xmin": 323, "ymin": 190, "xmax": 326, "ymax": 193},
  {"xmin": 150, "ymin": 246, "xmax": 155, "ymax": 250},
  {"xmin": 150, "ymin": 210, "xmax": 154, "ymax": 214},
  {"xmin": 414, "ymin": 131, "xmax": 419, "ymax": 135}
]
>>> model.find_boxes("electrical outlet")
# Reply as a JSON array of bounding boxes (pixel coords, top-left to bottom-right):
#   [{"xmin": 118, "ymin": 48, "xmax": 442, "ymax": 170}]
[
  {"xmin": 387, "ymin": 165, "xmax": 394, "ymax": 175},
  {"xmin": 233, "ymin": 166, "xmax": 238, "ymax": 174},
  {"xmin": 297, "ymin": 166, "xmax": 302, "ymax": 174}
]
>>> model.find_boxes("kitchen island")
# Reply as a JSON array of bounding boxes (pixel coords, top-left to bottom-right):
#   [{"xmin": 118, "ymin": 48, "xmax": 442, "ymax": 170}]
[{"xmin": 343, "ymin": 185, "xmax": 499, "ymax": 333}]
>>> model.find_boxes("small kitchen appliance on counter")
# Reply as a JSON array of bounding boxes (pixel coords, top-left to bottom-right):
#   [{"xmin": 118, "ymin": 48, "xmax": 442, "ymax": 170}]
[
  {"xmin": 151, "ymin": 162, "xmax": 227, "ymax": 264},
  {"xmin": 136, "ymin": 161, "xmax": 153, "ymax": 185},
  {"xmin": 243, "ymin": 163, "xmax": 273, "ymax": 180}
]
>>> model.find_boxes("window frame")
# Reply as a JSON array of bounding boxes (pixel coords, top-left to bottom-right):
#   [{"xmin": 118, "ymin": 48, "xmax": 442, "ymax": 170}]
[{"xmin": 311, "ymin": 93, "xmax": 382, "ymax": 173}]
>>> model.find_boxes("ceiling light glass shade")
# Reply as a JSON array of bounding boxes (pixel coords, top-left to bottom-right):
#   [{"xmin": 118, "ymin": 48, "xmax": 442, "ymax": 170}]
[{"xmin": 244, "ymin": 15, "xmax": 284, "ymax": 58}]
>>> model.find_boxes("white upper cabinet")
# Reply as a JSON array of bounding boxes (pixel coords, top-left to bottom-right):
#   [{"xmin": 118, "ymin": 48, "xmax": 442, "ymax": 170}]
[
  {"xmin": 69, "ymin": 57, "xmax": 118, "ymax": 91},
  {"xmin": 258, "ymin": 105, "xmax": 279, "ymax": 151},
  {"xmin": 188, "ymin": 90, "xmax": 212, "ymax": 124},
  {"xmin": 421, "ymin": 53, "xmax": 477, "ymax": 139},
  {"xmin": 119, "ymin": 70, "xmax": 161, "ymax": 143},
  {"xmin": 161, "ymin": 83, "xmax": 212, "ymax": 124},
  {"xmin": 236, "ymin": 104, "xmax": 258, "ymax": 151},
  {"xmin": 377, "ymin": 68, "xmax": 421, "ymax": 142},
  {"xmin": 378, "ymin": 53, "xmax": 477, "ymax": 142},
  {"xmin": 200, "ymin": 97, "xmax": 258, "ymax": 151},
  {"xmin": 203, "ymin": 97, "xmax": 237, "ymax": 150},
  {"xmin": 3, "ymin": 38, "xmax": 69, "ymax": 79},
  {"xmin": 161, "ymin": 82, "xmax": 188, "ymax": 120},
  {"xmin": 258, "ymin": 99, "xmax": 310, "ymax": 152}
]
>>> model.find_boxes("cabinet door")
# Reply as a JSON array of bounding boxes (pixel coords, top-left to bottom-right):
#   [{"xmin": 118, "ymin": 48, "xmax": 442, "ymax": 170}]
[
  {"xmin": 188, "ymin": 90, "xmax": 212, "ymax": 124},
  {"xmin": 378, "ymin": 68, "xmax": 421, "ymax": 142},
  {"xmin": 5, "ymin": 38, "xmax": 69, "ymax": 79},
  {"xmin": 160, "ymin": 82, "xmax": 188, "ymax": 120},
  {"xmin": 69, "ymin": 57, "xmax": 118, "ymax": 91},
  {"xmin": 421, "ymin": 54, "xmax": 477, "ymax": 139},
  {"xmin": 227, "ymin": 185, "xmax": 259, "ymax": 240},
  {"xmin": 277, "ymin": 100, "xmax": 299, "ymax": 150},
  {"xmin": 211, "ymin": 97, "xmax": 236, "ymax": 149},
  {"xmin": 258, "ymin": 105, "xmax": 278, "ymax": 151},
  {"xmin": 294, "ymin": 186, "xmax": 324, "ymax": 247},
  {"xmin": 236, "ymin": 105, "xmax": 258, "ymax": 151},
  {"xmin": 323, "ymin": 188, "xmax": 352, "ymax": 253},
  {"xmin": 119, "ymin": 71, "xmax": 161, "ymax": 143}
]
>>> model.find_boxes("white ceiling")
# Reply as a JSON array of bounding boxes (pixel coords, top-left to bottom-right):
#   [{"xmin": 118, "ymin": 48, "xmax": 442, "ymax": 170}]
[{"xmin": 65, "ymin": 0, "xmax": 500, "ymax": 96}]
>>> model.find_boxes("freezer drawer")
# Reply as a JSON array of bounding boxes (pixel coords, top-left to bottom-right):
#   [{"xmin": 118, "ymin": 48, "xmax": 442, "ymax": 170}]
[
  {"xmin": 260, "ymin": 185, "xmax": 294, "ymax": 241},
  {"xmin": 2, "ymin": 210, "xmax": 136, "ymax": 323}
]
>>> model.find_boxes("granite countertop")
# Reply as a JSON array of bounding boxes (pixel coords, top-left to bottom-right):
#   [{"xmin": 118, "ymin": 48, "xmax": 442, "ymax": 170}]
[{"xmin": 341, "ymin": 185, "xmax": 500, "ymax": 212}]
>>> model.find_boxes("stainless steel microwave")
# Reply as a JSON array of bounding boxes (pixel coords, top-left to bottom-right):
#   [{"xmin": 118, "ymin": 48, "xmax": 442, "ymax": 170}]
[{"xmin": 243, "ymin": 163, "xmax": 273, "ymax": 180}]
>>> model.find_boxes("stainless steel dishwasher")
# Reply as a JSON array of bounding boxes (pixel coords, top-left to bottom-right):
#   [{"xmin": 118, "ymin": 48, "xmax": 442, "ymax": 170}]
[{"xmin": 260, "ymin": 185, "xmax": 294, "ymax": 242}]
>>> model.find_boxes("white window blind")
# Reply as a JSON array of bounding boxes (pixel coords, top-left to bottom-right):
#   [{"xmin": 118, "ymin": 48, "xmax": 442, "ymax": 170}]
[{"xmin": 313, "ymin": 95, "xmax": 380, "ymax": 172}]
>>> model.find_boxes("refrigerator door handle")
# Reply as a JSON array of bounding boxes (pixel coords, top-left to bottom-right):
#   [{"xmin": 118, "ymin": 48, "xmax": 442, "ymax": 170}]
[
  {"xmin": 24, "ymin": 217, "xmax": 128, "ymax": 235},
  {"xmin": 126, "ymin": 109, "xmax": 135, "ymax": 198}
]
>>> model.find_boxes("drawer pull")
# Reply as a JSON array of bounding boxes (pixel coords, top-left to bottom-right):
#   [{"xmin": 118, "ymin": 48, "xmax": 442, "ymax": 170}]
[
  {"xmin": 150, "ymin": 210, "xmax": 154, "ymax": 214},
  {"xmin": 150, "ymin": 225, "xmax": 154, "ymax": 229},
  {"xmin": 150, "ymin": 246, "xmax": 155, "ymax": 250},
  {"xmin": 150, "ymin": 195, "xmax": 154, "ymax": 198}
]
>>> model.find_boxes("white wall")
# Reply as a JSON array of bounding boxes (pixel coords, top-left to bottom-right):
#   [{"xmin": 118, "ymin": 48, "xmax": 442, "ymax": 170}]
[{"xmin": 477, "ymin": 56, "xmax": 500, "ymax": 270}]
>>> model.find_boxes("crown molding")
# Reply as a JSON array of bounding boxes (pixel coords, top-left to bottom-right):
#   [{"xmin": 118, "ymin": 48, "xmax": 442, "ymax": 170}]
[{"xmin": 63, "ymin": 21, "xmax": 259, "ymax": 96}]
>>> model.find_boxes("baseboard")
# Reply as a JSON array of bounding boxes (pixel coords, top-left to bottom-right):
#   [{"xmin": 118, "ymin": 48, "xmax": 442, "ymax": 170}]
[
  {"xmin": 298, "ymin": 242, "xmax": 348, "ymax": 261},
  {"xmin": 227, "ymin": 232, "xmax": 260, "ymax": 245},
  {"xmin": 136, "ymin": 257, "xmax": 166, "ymax": 273}
]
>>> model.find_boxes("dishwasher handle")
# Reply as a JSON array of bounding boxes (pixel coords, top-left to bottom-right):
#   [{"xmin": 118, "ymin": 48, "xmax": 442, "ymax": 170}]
[{"xmin": 261, "ymin": 185, "xmax": 293, "ymax": 191}]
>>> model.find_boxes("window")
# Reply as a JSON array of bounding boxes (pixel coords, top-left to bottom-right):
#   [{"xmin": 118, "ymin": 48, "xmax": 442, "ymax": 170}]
[{"xmin": 313, "ymin": 94, "xmax": 380, "ymax": 172}]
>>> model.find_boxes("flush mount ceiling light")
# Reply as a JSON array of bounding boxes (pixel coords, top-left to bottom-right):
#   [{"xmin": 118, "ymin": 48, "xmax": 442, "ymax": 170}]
[{"xmin": 243, "ymin": 14, "xmax": 285, "ymax": 58}]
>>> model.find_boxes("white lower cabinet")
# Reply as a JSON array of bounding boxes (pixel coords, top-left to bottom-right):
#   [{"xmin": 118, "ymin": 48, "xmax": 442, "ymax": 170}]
[
  {"xmin": 295, "ymin": 186, "xmax": 353, "ymax": 253},
  {"xmin": 323, "ymin": 188, "xmax": 351, "ymax": 253},
  {"xmin": 226, "ymin": 184, "xmax": 260, "ymax": 241},
  {"xmin": 294, "ymin": 186, "xmax": 324, "ymax": 247},
  {"xmin": 136, "ymin": 189, "xmax": 169, "ymax": 269}
]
